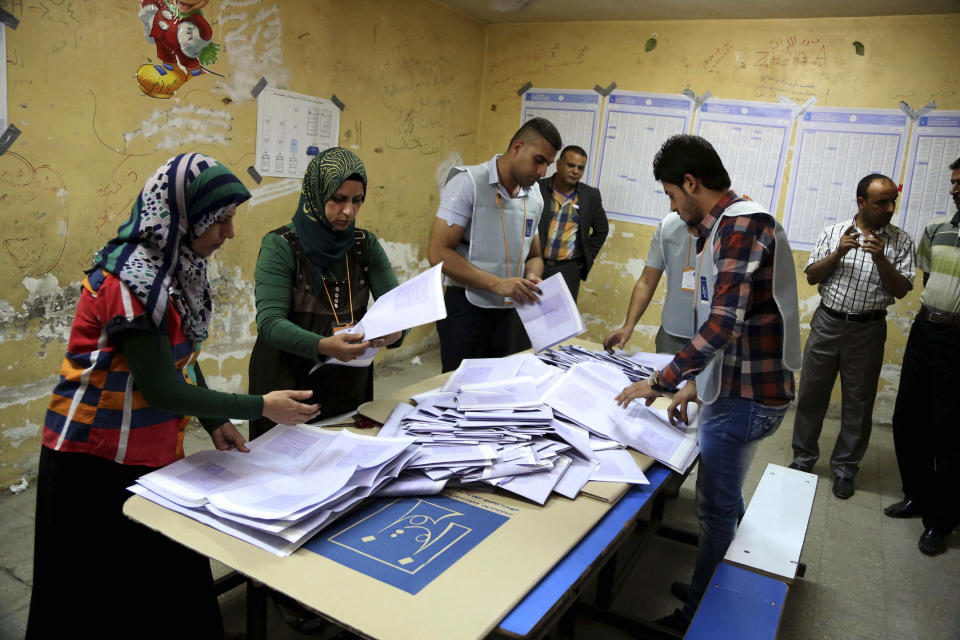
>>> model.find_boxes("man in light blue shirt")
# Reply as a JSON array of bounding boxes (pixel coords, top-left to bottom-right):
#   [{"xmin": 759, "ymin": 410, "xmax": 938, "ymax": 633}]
[
  {"xmin": 427, "ymin": 117, "xmax": 561, "ymax": 372},
  {"xmin": 604, "ymin": 212, "xmax": 698, "ymax": 354}
]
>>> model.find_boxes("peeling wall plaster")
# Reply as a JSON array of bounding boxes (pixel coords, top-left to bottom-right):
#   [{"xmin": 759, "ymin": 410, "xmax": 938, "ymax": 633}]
[
  {"xmin": 379, "ymin": 241, "xmax": 430, "ymax": 283},
  {"xmin": 0, "ymin": 275, "xmax": 78, "ymax": 346}
]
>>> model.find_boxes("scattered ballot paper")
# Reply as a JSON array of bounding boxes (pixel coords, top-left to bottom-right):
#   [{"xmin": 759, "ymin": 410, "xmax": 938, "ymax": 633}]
[
  {"xmin": 514, "ymin": 273, "xmax": 586, "ymax": 353},
  {"xmin": 322, "ymin": 263, "xmax": 447, "ymax": 368}
]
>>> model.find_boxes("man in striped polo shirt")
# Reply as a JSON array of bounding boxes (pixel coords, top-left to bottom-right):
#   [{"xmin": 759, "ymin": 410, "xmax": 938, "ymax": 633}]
[
  {"xmin": 790, "ymin": 174, "xmax": 915, "ymax": 499},
  {"xmin": 885, "ymin": 158, "xmax": 960, "ymax": 556}
]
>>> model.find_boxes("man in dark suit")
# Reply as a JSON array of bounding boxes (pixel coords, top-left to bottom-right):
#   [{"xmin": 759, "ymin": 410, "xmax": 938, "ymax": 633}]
[{"xmin": 537, "ymin": 145, "xmax": 609, "ymax": 301}]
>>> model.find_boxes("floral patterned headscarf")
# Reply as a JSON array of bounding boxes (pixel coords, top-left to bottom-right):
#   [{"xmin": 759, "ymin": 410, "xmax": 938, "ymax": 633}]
[
  {"xmin": 92, "ymin": 153, "xmax": 251, "ymax": 343},
  {"xmin": 291, "ymin": 147, "xmax": 367, "ymax": 268}
]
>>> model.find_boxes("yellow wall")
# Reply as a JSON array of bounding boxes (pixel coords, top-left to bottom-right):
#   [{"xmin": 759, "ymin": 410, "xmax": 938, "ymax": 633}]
[
  {"xmin": 1, "ymin": 5, "xmax": 957, "ymax": 486},
  {"xmin": 477, "ymin": 14, "xmax": 960, "ymax": 425},
  {"xmin": 0, "ymin": 0, "xmax": 484, "ymax": 485}
]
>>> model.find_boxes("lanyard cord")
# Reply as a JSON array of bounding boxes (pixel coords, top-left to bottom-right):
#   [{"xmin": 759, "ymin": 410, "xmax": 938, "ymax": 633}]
[
  {"xmin": 495, "ymin": 189, "xmax": 526, "ymax": 278},
  {"xmin": 320, "ymin": 256, "xmax": 354, "ymax": 327},
  {"xmin": 685, "ymin": 232, "xmax": 694, "ymax": 269}
]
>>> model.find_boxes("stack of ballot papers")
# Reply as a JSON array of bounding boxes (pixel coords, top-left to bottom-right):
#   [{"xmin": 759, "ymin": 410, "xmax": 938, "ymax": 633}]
[
  {"xmin": 537, "ymin": 344, "xmax": 674, "ymax": 382},
  {"xmin": 540, "ymin": 361, "xmax": 700, "ymax": 473},
  {"xmin": 375, "ymin": 353, "xmax": 656, "ymax": 505},
  {"xmin": 129, "ymin": 426, "xmax": 419, "ymax": 557}
]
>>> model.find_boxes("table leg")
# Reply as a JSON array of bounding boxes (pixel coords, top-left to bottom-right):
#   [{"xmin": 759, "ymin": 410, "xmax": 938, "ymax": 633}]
[{"xmin": 246, "ymin": 579, "xmax": 268, "ymax": 640}]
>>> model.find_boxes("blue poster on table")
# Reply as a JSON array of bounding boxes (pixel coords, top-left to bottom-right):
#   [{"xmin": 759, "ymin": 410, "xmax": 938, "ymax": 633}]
[{"xmin": 304, "ymin": 496, "xmax": 509, "ymax": 594}]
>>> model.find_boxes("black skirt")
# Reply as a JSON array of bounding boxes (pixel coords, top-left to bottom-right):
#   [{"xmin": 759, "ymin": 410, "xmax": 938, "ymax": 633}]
[{"xmin": 26, "ymin": 446, "xmax": 223, "ymax": 639}]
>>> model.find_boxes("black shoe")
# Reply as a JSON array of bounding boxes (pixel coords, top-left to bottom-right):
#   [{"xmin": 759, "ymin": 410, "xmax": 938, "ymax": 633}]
[
  {"xmin": 669, "ymin": 581, "xmax": 690, "ymax": 603},
  {"xmin": 788, "ymin": 461, "xmax": 812, "ymax": 472},
  {"xmin": 884, "ymin": 497, "xmax": 922, "ymax": 518},
  {"xmin": 918, "ymin": 528, "xmax": 946, "ymax": 555},
  {"xmin": 653, "ymin": 609, "xmax": 690, "ymax": 635},
  {"xmin": 833, "ymin": 476, "xmax": 854, "ymax": 499}
]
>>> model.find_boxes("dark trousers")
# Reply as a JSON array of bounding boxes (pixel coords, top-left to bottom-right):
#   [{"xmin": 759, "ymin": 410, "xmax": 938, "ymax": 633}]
[
  {"xmin": 542, "ymin": 259, "xmax": 582, "ymax": 301},
  {"xmin": 436, "ymin": 287, "xmax": 530, "ymax": 373},
  {"xmin": 891, "ymin": 316, "xmax": 960, "ymax": 533},
  {"xmin": 27, "ymin": 447, "xmax": 223, "ymax": 638}
]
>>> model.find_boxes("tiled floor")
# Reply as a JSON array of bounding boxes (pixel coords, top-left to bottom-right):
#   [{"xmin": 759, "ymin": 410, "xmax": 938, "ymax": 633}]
[{"xmin": 2, "ymin": 349, "xmax": 958, "ymax": 639}]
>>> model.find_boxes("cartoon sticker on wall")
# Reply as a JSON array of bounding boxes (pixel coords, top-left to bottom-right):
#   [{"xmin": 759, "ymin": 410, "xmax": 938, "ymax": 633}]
[{"xmin": 136, "ymin": 1, "xmax": 221, "ymax": 99}]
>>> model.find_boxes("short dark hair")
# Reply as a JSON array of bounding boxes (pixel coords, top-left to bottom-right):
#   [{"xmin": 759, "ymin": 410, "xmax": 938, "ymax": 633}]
[
  {"xmin": 949, "ymin": 157, "xmax": 960, "ymax": 171},
  {"xmin": 509, "ymin": 117, "xmax": 562, "ymax": 153},
  {"xmin": 652, "ymin": 135, "xmax": 731, "ymax": 191},
  {"xmin": 560, "ymin": 145, "xmax": 588, "ymax": 162},
  {"xmin": 856, "ymin": 173, "xmax": 895, "ymax": 200}
]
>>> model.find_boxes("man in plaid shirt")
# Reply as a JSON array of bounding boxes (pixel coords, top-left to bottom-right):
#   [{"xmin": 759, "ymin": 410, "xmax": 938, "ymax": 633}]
[
  {"xmin": 615, "ymin": 134, "xmax": 801, "ymax": 633},
  {"xmin": 790, "ymin": 174, "xmax": 915, "ymax": 500}
]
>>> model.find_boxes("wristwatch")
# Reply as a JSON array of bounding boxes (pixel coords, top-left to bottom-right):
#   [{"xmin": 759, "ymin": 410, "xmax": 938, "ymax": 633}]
[{"xmin": 648, "ymin": 370, "xmax": 671, "ymax": 394}]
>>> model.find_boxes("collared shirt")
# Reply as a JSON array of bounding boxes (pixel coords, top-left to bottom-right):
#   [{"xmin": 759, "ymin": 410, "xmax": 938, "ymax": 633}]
[
  {"xmin": 806, "ymin": 217, "xmax": 916, "ymax": 313},
  {"xmin": 645, "ymin": 213, "xmax": 697, "ymax": 339},
  {"xmin": 435, "ymin": 154, "xmax": 534, "ymax": 230},
  {"xmin": 660, "ymin": 191, "xmax": 794, "ymax": 402},
  {"xmin": 918, "ymin": 209, "xmax": 960, "ymax": 316},
  {"xmin": 542, "ymin": 188, "xmax": 580, "ymax": 260}
]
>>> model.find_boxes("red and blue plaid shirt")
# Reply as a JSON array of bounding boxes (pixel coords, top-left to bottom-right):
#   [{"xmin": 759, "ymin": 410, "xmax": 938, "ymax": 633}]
[{"xmin": 660, "ymin": 191, "xmax": 795, "ymax": 402}]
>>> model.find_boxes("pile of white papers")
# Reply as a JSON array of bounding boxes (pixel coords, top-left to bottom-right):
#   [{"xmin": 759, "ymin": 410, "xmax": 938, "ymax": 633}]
[
  {"xmin": 538, "ymin": 344, "xmax": 663, "ymax": 382},
  {"xmin": 541, "ymin": 361, "xmax": 699, "ymax": 473},
  {"xmin": 130, "ymin": 426, "xmax": 419, "ymax": 557},
  {"xmin": 376, "ymin": 353, "xmax": 652, "ymax": 504}
]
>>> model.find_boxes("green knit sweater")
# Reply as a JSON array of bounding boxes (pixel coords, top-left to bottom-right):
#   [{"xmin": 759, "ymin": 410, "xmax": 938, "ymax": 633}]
[{"xmin": 254, "ymin": 224, "xmax": 403, "ymax": 362}]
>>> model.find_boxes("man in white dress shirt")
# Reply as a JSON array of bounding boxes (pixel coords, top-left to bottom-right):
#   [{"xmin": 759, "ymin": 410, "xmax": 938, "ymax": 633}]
[{"xmin": 789, "ymin": 174, "xmax": 915, "ymax": 499}]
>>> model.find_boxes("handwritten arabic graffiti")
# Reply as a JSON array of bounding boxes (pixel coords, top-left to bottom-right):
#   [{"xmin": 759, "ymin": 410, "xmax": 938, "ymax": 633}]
[{"xmin": 754, "ymin": 35, "xmax": 827, "ymax": 68}]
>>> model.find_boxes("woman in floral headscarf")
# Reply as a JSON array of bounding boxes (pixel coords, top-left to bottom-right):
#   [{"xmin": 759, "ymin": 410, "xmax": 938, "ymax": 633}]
[
  {"xmin": 26, "ymin": 153, "xmax": 321, "ymax": 639},
  {"xmin": 249, "ymin": 147, "xmax": 404, "ymax": 438}
]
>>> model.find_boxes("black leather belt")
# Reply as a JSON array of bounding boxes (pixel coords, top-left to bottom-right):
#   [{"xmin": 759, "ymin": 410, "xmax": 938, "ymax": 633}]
[
  {"xmin": 919, "ymin": 306, "xmax": 960, "ymax": 328},
  {"xmin": 543, "ymin": 258, "xmax": 579, "ymax": 266},
  {"xmin": 819, "ymin": 304, "xmax": 886, "ymax": 323}
]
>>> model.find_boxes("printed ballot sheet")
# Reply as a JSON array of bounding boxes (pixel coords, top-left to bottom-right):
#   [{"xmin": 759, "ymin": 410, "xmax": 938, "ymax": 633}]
[
  {"xmin": 256, "ymin": 87, "xmax": 340, "ymax": 179},
  {"xmin": 784, "ymin": 106, "xmax": 910, "ymax": 250},
  {"xmin": 515, "ymin": 273, "xmax": 585, "ymax": 352},
  {"xmin": 693, "ymin": 99, "xmax": 793, "ymax": 214},
  {"xmin": 898, "ymin": 112, "xmax": 960, "ymax": 240},
  {"xmin": 521, "ymin": 89, "xmax": 602, "ymax": 185},
  {"xmin": 323, "ymin": 263, "xmax": 447, "ymax": 367},
  {"xmin": 595, "ymin": 92, "xmax": 694, "ymax": 224}
]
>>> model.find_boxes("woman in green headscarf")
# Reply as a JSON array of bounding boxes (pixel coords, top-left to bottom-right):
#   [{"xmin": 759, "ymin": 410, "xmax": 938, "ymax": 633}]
[{"xmin": 249, "ymin": 147, "xmax": 404, "ymax": 438}]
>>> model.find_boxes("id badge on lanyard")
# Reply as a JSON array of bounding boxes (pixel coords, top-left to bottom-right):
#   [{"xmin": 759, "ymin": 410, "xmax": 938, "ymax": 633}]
[{"xmin": 332, "ymin": 322, "xmax": 355, "ymax": 333}]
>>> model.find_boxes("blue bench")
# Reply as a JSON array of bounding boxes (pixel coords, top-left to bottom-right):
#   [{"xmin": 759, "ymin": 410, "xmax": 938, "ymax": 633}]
[{"xmin": 685, "ymin": 563, "xmax": 788, "ymax": 640}]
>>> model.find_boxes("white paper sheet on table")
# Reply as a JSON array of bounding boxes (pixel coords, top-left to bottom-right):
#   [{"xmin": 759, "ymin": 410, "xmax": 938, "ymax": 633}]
[
  {"xmin": 514, "ymin": 273, "xmax": 586, "ymax": 353},
  {"xmin": 590, "ymin": 449, "xmax": 649, "ymax": 484},
  {"xmin": 441, "ymin": 357, "xmax": 524, "ymax": 392},
  {"xmin": 553, "ymin": 455, "xmax": 600, "ymax": 499},
  {"xmin": 457, "ymin": 376, "xmax": 541, "ymax": 410}
]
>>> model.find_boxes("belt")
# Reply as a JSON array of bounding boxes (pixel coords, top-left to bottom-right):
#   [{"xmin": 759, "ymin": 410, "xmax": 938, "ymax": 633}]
[
  {"xmin": 543, "ymin": 257, "xmax": 579, "ymax": 266},
  {"xmin": 819, "ymin": 304, "xmax": 886, "ymax": 323},
  {"xmin": 919, "ymin": 306, "xmax": 960, "ymax": 328}
]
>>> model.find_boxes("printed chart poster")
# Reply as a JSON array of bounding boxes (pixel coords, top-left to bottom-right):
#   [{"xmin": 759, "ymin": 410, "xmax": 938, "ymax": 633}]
[
  {"xmin": 521, "ymin": 89, "xmax": 602, "ymax": 185},
  {"xmin": 305, "ymin": 496, "xmax": 509, "ymax": 594},
  {"xmin": 256, "ymin": 88, "xmax": 340, "ymax": 179},
  {"xmin": 594, "ymin": 92, "xmax": 694, "ymax": 225},
  {"xmin": 784, "ymin": 107, "xmax": 909, "ymax": 251},
  {"xmin": 693, "ymin": 99, "xmax": 793, "ymax": 215},
  {"xmin": 898, "ymin": 112, "xmax": 960, "ymax": 241}
]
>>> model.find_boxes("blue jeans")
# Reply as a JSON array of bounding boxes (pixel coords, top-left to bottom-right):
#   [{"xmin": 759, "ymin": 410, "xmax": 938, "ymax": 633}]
[{"xmin": 682, "ymin": 397, "xmax": 788, "ymax": 620}]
